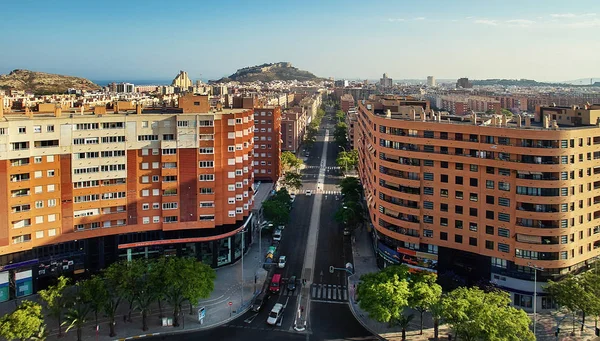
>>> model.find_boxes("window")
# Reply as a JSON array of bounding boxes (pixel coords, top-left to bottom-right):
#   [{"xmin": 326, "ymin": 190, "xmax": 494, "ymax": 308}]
[
  {"xmin": 498, "ymin": 213, "xmax": 510, "ymax": 222},
  {"xmin": 498, "ymin": 197, "xmax": 510, "ymax": 207},
  {"xmin": 423, "ymin": 201, "xmax": 434, "ymax": 210},
  {"xmin": 470, "ymin": 165, "xmax": 478, "ymax": 172},
  {"xmin": 486, "ymin": 180, "xmax": 494, "ymax": 189},
  {"xmin": 469, "ymin": 237, "xmax": 477, "ymax": 246},
  {"xmin": 486, "ymin": 210, "xmax": 494, "ymax": 220},
  {"xmin": 469, "ymin": 208, "xmax": 477, "ymax": 217},
  {"xmin": 423, "ymin": 173, "xmax": 434, "ymax": 181},
  {"xmin": 455, "ymin": 191, "xmax": 463, "ymax": 200},
  {"xmin": 34, "ymin": 171, "xmax": 43, "ymax": 178},
  {"xmin": 470, "ymin": 178, "xmax": 478, "ymax": 187},
  {"xmin": 423, "ymin": 229, "xmax": 433, "ymax": 238},
  {"xmin": 47, "ymin": 199, "xmax": 57, "ymax": 207},
  {"xmin": 199, "ymin": 148, "xmax": 214, "ymax": 154},
  {"xmin": 455, "ymin": 176, "xmax": 463, "ymax": 185},
  {"xmin": 143, "ymin": 217, "xmax": 150, "ymax": 224},
  {"xmin": 455, "ymin": 206, "xmax": 463, "ymax": 214},
  {"xmin": 440, "ymin": 162, "xmax": 448, "ymax": 169},
  {"xmin": 153, "ymin": 216, "xmax": 160, "ymax": 223},
  {"xmin": 440, "ymin": 218, "xmax": 448, "ymax": 226},
  {"xmin": 498, "ymin": 243, "xmax": 510, "ymax": 253},
  {"xmin": 199, "ymin": 161, "xmax": 214, "ymax": 168},
  {"xmin": 142, "ymin": 176, "xmax": 149, "ymax": 183},
  {"xmin": 440, "ymin": 189, "xmax": 448, "ymax": 197},
  {"xmin": 152, "ymin": 175, "xmax": 159, "ymax": 182},
  {"xmin": 200, "ymin": 188, "xmax": 214, "ymax": 194},
  {"xmin": 440, "ymin": 203, "xmax": 448, "ymax": 212},
  {"xmin": 486, "ymin": 225, "xmax": 494, "ymax": 235},
  {"xmin": 199, "ymin": 174, "xmax": 215, "ymax": 181},
  {"xmin": 498, "ymin": 228, "xmax": 510, "ymax": 237},
  {"xmin": 142, "ymin": 190, "xmax": 149, "ymax": 197},
  {"xmin": 162, "ymin": 202, "xmax": 178, "ymax": 210},
  {"xmin": 486, "ymin": 195, "xmax": 495, "ymax": 204},
  {"xmin": 455, "ymin": 220, "xmax": 463, "ymax": 229},
  {"xmin": 35, "ymin": 201, "xmax": 44, "ymax": 209},
  {"xmin": 470, "ymin": 193, "xmax": 478, "ymax": 202},
  {"xmin": 455, "ymin": 234, "xmax": 463, "ymax": 243},
  {"xmin": 469, "ymin": 222, "xmax": 478, "ymax": 231},
  {"xmin": 441, "ymin": 174, "xmax": 448, "ymax": 183},
  {"xmin": 491, "ymin": 257, "xmax": 507, "ymax": 268},
  {"xmin": 498, "ymin": 168, "xmax": 510, "ymax": 176},
  {"xmin": 199, "ymin": 202, "xmax": 214, "ymax": 208},
  {"xmin": 152, "ymin": 162, "xmax": 160, "ymax": 169},
  {"xmin": 47, "ymin": 125, "xmax": 54, "ymax": 132},
  {"xmin": 485, "ymin": 240, "xmax": 494, "ymax": 250},
  {"xmin": 498, "ymin": 182, "xmax": 510, "ymax": 191},
  {"xmin": 142, "ymin": 203, "xmax": 149, "ymax": 210},
  {"xmin": 440, "ymin": 232, "xmax": 448, "ymax": 240},
  {"xmin": 152, "ymin": 203, "xmax": 160, "ymax": 210}
]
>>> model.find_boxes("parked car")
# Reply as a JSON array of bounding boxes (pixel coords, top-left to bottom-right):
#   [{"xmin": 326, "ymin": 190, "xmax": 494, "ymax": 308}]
[
  {"xmin": 278, "ymin": 256, "xmax": 287, "ymax": 268},
  {"xmin": 305, "ymin": 190, "xmax": 312, "ymax": 196},
  {"xmin": 287, "ymin": 275, "xmax": 297, "ymax": 291},
  {"xmin": 251, "ymin": 292, "xmax": 269, "ymax": 312},
  {"xmin": 290, "ymin": 193, "xmax": 296, "ymax": 202},
  {"xmin": 267, "ymin": 303, "xmax": 284, "ymax": 325},
  {"xmin": 343, "ymin": 228, "xmax": 351, "ymax": 236},
  {"xmin": 273, "ymin": 229, "xmax": 282, "ymax": 242}
]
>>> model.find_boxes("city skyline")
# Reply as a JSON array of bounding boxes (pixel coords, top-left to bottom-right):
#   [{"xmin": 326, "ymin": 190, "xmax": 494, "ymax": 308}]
[{"xmin": 0, "ymin": 0, "xmax": 598, "ymax": 82}]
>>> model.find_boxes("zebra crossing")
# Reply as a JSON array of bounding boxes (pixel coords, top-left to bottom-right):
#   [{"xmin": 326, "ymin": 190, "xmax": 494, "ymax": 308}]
[
  {"xmin": 304, "ymin": 165, "xmax": 341, "ymax": 170},
  {"xmin": 310, "ymin": 283, "xmax": 348, "ymax": 302},
  {"xmin": 279, "ymin": 288, "xmax": 299, "ymax": 297},
  {"xmin": 302, "ymin": 189, "xmax": 341, "ymax": 195}
]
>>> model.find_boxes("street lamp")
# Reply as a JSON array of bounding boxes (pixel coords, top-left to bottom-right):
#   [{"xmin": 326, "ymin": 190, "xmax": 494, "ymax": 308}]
[
  {"xmin": 528, "ymin": 262, "xmax": 544, "ymax": 337},
  {"xmin": 238, "ymin": 228, "xmax": 248, "ymax": 310}
]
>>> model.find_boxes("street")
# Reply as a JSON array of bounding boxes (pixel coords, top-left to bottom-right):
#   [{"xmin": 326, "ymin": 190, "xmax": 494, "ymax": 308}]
[{"xmin": 147, "ymin": 108, "xmax": 377, "ymax": 340}]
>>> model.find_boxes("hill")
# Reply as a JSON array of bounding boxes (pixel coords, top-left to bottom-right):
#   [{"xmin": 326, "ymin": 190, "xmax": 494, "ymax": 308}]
[
  {"xmin": 0, "ymin": 69, "xmax": 101, "ymax": 95},
  {"xmin": 213, "ymin": 62, "xmax": 322, "ymax": 83}
]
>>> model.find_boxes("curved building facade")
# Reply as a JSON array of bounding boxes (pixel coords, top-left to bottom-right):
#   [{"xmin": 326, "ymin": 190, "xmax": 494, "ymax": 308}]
[
  {"xmin": 0, "ymin": 94, "xmax": 256, "ymax": 299},
  {"xmin": 356, "ymin": 96, "xmax": 600, "ymax": 311}
]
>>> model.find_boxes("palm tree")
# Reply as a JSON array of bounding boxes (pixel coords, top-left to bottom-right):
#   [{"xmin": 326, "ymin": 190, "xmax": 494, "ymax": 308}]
[
  {"xmin": 429, "ymin": 300, "xmax": 444, "ymax": 340},
  {"xmin": 396, "ymin": 313, "xmax": 414, "ymax": 341},
  {"xmin": 62, "ymin": 294, "xmax": 91, "ymax": 341}
]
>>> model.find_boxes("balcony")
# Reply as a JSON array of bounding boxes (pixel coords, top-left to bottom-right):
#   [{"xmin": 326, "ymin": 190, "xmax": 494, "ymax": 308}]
[
  {"xmin": 380, "ymin": 180, "xmax": 420, "ymax": 195},
  {"xmin": 516, "ymin": 219, "xmax": 560, "ymax": 229},
  {"xmin": 517, "ymin": 203, "xmax": 559, "ymax": 213},
  {"xmin": 380, "ymin": 154, "xmax": 420, "ymax": 167},
  {"xmin": 520, "ymin": 156, "xmax": 558, "ymax": 165},
  {"xmin": 380, "ymin": 167, "xmax": 420, "ymax": 181},
  {"xmin": 516, "ymin": 172, "xmax": 559, "ymax": 181},
  {"xmin": 380, "ymin": 193, "xmax": 419, "ymax": 209},
  {"xmin": 379, "ymin": 218, "xmax": 420, "ymax": 237},
  {"xmin": 381, "ymin": 207, "xmax": 420, "ymax": 224},
  {"xmin": 516, "ymin": 234, "xmax": 560, "ymax": 245},
  {"xmin": 519, "ymin": 139, "xmax": 559, "ymax": 149}
]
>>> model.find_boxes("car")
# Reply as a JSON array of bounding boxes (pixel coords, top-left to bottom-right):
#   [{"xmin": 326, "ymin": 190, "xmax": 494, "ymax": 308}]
[
  {"xmin": 305, "ymin": 152, "xmax": 310, "ymax": 157},
  {"xmin": 305, "ymin": 190, "xmax": 312, "ymax": 196},
  {"xmin": 273, "ymin": 229, "xmax": 282, "ymax": 242},
  {"xmin": 267, "ymin": 303, "xmax": 284, "ymax": 325},
  {"xmin": 287, "ymin": 275, "xmax": 297, "ymax": 291},
  {"xmin": 251, "ymin": 292, "xmax": 269, "ymax": 312},
  {"xmin": 343, "ymin": 228, "xmax": 351, "ymax": 236},
  {"xmin": 278, "ymin": 256, "xmax": 287, "ymax": 268}
]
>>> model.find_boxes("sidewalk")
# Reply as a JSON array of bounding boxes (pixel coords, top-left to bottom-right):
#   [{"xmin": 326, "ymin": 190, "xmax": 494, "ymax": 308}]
[
  {"xmin": 347, "ymin": 228, "xmax": 600, "ymax": 341},
  {"xmin": 0, "ymin": 235, "xmax": 273, "ymax": 341}
]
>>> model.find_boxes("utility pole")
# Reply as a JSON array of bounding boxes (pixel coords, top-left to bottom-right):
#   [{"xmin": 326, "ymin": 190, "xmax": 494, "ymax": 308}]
[{"xmin": 528, "ymin": 262, "xmax": 544, "ymax": 337}]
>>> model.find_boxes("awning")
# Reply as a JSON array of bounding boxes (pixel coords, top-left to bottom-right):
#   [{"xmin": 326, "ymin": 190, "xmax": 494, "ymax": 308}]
[
  {"xmin": 530, "ymin": 171, "xmax": 543, "ymax": 175},
  {"xmin": 517, "ymin": 171, "xmax": 530, "ymax": 175}
]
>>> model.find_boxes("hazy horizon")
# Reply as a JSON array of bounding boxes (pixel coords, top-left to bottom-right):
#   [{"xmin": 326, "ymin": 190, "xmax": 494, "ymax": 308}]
[{"xmin": 1, "ymin": 0, "xmax": 598, "ymax": 82}]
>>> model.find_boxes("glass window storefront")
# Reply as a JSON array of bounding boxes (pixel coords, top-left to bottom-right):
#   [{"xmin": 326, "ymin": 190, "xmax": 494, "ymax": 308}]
[
  {"xmin": 217, "ymin": 238, "xmax": 231, "ymax": 266},
  {"xmin": 201, "ymin": 241, "xmax": 213, "ymax": 265},
  {"xmin": 234, "ymin": 233, "xmax": 243, "ymax": 259}
]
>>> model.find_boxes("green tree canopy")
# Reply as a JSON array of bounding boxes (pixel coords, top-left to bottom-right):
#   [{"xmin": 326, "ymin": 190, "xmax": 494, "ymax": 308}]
[
  {"xmin": 281, "ymin": 151, "xmax": 303, "ymax": 172},
  {"xmin": 0, "ymin": 300, "xmax": 45, "ymax": 341},
  {"xmin": 336, "ymin": 150, "xmax": 358, "ymax": 172},
  {"xmin": 356, "ymin": 265, "xmax": 411, "ymax": 326},
  {"xmin": 442, "ymin": 287, "xmax": 534, "ymax": 341},
  {"xmin": 335, "ymin": 200, "xmax": 365, "ymax": 231},
  {"xmin": 181, "ymin": 258, "xmax": 216, "ymax": 315},
  {"xmin": 546, "ymin": 272, "xmax": 600, "ymax": 332},
  {"xmin": 38, "ymin": 275, "xmax": 70, "ymax": 337},
  {"xmin": 262, "ymin": 189, "xmax": 292, "ymax": 225},
  {"xmin": 338, "ymin": 177, "xmax": 362, "ymax": 202},
  {"xmin": 62, "ymin": 282, "xmax": 91, "ymax": 341},
  {"xmin": 102, "ymin": 261, "xmax": 126, "ymax": 337},
  {"xmin": 333, "ymin": 122, "xmax": 348, "ymax": 146},
  {"xmin": 80, "ymin": 275, "xmax": 107, "ymax": 327},
  {"xmin": 335, "ymin": 110, "xmax": 345, "ymax": 122},
  {"xmin": 281, "ymin": 171, "xmax": 303, "ymax": 191},
  {"xmin": 408, "ymin": 273, "xmax": 442, "ymax": 335}
]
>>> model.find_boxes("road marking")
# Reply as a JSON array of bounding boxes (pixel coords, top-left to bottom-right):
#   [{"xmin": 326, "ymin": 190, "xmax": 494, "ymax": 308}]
[
  {"xmin": 343, "ymin": 287, "xmax": 348, "ymax": 301},
  {"xmin": 327, "ymin": 286, "xmax": 331, "ymax": 300},
  {"xmin": 312, "ymin": 285, "xmax": 317, "ymax": 297},
  {"xmin": 309, "ymin": 299, "xmax": 348, "ymax": 305}
]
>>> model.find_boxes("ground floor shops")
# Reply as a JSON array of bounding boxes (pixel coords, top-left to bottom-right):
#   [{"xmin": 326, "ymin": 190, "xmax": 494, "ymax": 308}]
[{"xmin": 0, "ymin": 214, "xmax": 257, "ymax": 302}]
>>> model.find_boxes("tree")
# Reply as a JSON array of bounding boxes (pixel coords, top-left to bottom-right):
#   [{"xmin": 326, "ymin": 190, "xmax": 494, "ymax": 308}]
[
  {"xmin": 131, "ymin": 259, "xmax": 155, "ymax": 331},
  {"xmin": 408, "ymin": 273, "xmax": 442, "ymax": 335},
  {"xmin": 0, "ymin": 300, "xmax": 45, "ymax": 341},
  {"xmin": 336, "ymin": 150, "xmax": 358, "ymax": 173},
  {"xmin": 335, "ymin": 200, "xmax": 365, "ymax": 231},
  {"xmin": 429, "ymin": 299, "xmax": 444, "ymax": 341},
  {"xmin": 335, "ymin": 110, "xmax": 345, "ymax": 122},
  {"xmin": 181, "ymin": 259, "xmax": 216, "ymax": 315},
  {"xmin": 442, "ymin": 287, "xmax": 534, "ymax": 341},
  {"xmin": 281, "ymin": 151, "xmax": 303, "ymax": 172},
  {"xmin": 333, "ymin": 122, "xmax": 348, "ymax": 146},
  {"xmin": 102, "ymin": 261, "xmax": 125, "ymax": 337},
  {"xmin": 262, "ymin": 198, "xmax": 290, "ymax": 226},
  {"xmin": 281, "ymin": 171, "xmax": 303, "ymax": 191},
  {"xmin": 62, "ymin": 282, "xmax": 91, "ymax": 341},
  {"xmin": 501, "ymin": 108, "xmax": 513, "ymax": 117},
  {"xmin": 546, "ymin": 272, "xmax": 600, "ymax": 332},
  {"xmin": 356, "ymin": 265, "xmax": 411, "ymax": 327},
  {"xmin": 338, "ymin": 177, "xmax": 362, "ymax": 202},
  {"xmin": 397, "ymin": 312, "xmax": 414, "ymax": 341},
  {"xmin": 38, "ymin": 275, "xmax": 70, "ymax": 337},
  {"xmin": 80, "ymin": 275, "xmax": 107, "ymax": 328}
]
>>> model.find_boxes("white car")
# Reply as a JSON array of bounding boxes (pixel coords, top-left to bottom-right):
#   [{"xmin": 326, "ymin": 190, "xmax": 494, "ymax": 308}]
[
  {"xmin": 306, "ymin": 190, "xmax": 312, "ymax": 196},
  {"xmin": 267, "ymin": 303, "xmax": 283, "ymax": 325},
  {"xmin": 273, "ymin": 229, "xmax": 282, "ymax": 242},
  {"xmin": 278, "ymin": 256, "xmax": 287, "ymax": 268}
]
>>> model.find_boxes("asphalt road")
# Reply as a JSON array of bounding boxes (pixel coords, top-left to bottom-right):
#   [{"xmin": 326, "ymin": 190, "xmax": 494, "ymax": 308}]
[{"xmin": 147, "ymin": 109, "xmax": 376, "ymax": 341}]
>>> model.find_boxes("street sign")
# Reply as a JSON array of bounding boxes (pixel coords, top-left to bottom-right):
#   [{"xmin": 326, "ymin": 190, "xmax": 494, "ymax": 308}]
[
  {"xmin": 198, "ymin": 306, "xmax": 206, "ymax": 322},
  {"xmin": 228, "ymin": 301, "xmax": 233, "ymax": 306},
  {"xmin": 329, "ymin": 266, "xmax": 334, "ymax": 274}
]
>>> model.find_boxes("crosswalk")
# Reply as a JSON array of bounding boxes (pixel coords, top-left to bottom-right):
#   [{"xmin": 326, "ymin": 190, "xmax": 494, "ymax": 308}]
[
  {"xmin": 302, "ymin": 189, "xmax": 341, "ymax": 195},
  {"xmin": 304, "ymin": 165, "xmax": 341, "ymax": 170},
  {"xmin": 310, "ymin": 283, "xmax": 348, "ymax": 302},
  {"xmin": 279, "ymin": 288, "xmax": 299, "ymax": 297}
]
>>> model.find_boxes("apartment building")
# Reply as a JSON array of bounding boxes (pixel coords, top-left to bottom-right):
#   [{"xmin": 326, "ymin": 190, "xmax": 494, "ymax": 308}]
[
  {"xmin": 341, "ymin": 94, "xmax": 354, "ymax": 113},
  {"xmin": 0, "ymin": 94, "xmax": 256, "ymax": 298},
  {"xmin": 281, "ymin": 107, "xmax": 308, "ymax": 153},
  {"xmin": 356, "ymin": 95, "xmax": 600, "ymax": 311},
  {"xmin": 346, "ymin": 107, "xmax": 358, "ymax": 150},
  {"xmin": 253, "ymin": 106, "xmax": 282, "ymax": 182}
]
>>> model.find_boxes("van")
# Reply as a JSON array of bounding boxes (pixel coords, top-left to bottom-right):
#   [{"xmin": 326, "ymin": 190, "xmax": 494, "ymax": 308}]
[{"xmin": 269, "ymin": 274, "xmax": 282, "ymax": 293}]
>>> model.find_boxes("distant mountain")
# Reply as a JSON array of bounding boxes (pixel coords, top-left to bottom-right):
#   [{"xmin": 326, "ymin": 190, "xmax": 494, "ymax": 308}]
[
  {"xmin": 561, "ymin": 78, "xmax": 600, "ymax": 85},
  {"xmin": 212, "ymin": 62, "xmax": 322, "ymax": 83},
  {"xmin": 0, "ymin": 69, "xmax": 100, "ymax": 94}
]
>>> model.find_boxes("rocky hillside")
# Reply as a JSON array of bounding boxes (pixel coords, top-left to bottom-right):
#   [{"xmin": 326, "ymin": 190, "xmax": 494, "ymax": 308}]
[
  {"xmin": 214, "ymin": 62, "xmax": 322, "ymax": 83},
  {"xmin": 0, "ymin": 69, "xmax": 100, "ymax": 94}
]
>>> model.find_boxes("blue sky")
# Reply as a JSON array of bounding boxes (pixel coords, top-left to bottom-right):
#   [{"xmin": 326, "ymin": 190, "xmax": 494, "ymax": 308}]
[{"xmin": 0, "ymin": 0, "xmax": 598, "ymax": 82}]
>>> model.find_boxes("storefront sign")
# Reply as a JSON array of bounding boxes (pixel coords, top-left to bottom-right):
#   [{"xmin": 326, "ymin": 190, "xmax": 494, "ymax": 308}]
[
  {"xmin": 0, "ymin": 259, "xmax": 39, "ymax": 272},
  {"xmin": 15, "ymin": 270, "xmax": 33, "ymax": 297},
  {"xmin": 0, "ymin": 272, "xmax": 9, "ymax": 303},
  {"xmin": 377, "ymin": 242, "xmax": 401, "ymax": 264}
]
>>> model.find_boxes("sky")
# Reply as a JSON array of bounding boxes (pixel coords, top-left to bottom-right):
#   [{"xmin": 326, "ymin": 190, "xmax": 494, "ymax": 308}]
[{"xmin": 0, "ymin": 0, "xmax": 599, "ymax": 82}]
